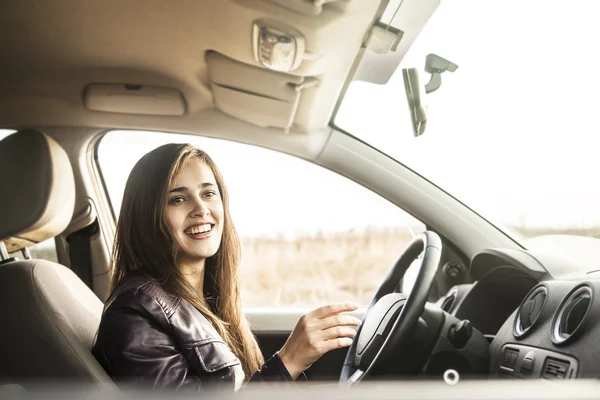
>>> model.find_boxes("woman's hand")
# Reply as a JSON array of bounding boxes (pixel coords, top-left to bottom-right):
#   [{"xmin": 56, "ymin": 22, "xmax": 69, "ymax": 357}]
[{"xmin": 278, "ymin": 303, "xmax": 362, "ymax": 380}]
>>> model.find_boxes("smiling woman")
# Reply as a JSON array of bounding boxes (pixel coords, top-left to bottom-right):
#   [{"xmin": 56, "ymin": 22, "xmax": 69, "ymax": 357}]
[
  {"xmin": 101, "ymin": 143, "xmax": 264, "ymax": 385},
  {"xmin": 92, "ymin": 142, "xmax": 363, "ymax": 390}
]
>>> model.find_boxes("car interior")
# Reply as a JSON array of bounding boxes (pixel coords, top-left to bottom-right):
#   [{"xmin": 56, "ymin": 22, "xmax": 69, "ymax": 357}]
[{"xmin": 1, "ymin": 0, "xmax": 600, "ymax": 398}]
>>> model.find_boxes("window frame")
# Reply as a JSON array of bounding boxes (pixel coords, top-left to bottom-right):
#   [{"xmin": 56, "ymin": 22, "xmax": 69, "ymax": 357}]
[{"xmin": 93, "ymin": 129, "xmax": 428, "ymax": 308}]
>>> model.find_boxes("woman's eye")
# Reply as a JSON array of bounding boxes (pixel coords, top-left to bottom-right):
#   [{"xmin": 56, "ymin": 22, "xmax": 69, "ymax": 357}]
[
  {"xmin": 170, "ymin": 197, "xmax": 185, "ymax": 204},
  {"xmin": 204, "ymin": 190, "xmax": 217, "ymax": 198}
]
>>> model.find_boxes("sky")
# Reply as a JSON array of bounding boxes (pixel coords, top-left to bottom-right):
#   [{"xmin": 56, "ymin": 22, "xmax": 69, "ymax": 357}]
[{"xmin": 4, "ymin": 1, "xmax": 600, "ymax": 239}]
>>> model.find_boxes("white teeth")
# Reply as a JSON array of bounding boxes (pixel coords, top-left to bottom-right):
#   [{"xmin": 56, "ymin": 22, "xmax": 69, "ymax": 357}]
[{"xmin": 186, "ymin": 224, "xmax": 211, "ymax": 235}]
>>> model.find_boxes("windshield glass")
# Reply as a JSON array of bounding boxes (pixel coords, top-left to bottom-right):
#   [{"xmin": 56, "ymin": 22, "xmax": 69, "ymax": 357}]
[{"xmin": 335, "ymin": 0, "xmax": 600, "ymax": 242}]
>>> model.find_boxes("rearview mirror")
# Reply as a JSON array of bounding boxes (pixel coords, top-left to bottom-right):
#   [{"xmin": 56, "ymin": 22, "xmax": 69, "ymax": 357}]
[{"xmin": 402, "ymin": 68, "xmax": 427, "ymax": 137}]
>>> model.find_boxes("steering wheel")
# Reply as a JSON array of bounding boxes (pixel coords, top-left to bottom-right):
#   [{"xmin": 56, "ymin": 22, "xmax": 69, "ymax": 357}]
[{"xmin": 340, "ymin": 231, "xmax": 442, "ymax": 385}]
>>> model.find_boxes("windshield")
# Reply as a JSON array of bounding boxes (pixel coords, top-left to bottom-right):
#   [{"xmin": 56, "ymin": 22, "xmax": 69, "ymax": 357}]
[{"xmin": 336, "ymin": 0, "xmax": 600, "ymax": 242}]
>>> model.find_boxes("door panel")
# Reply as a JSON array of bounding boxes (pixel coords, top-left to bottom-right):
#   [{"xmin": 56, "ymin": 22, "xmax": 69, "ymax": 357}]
[{"xmin": 246, "ymin": 308, "xmax": 365, "ymax": 381}]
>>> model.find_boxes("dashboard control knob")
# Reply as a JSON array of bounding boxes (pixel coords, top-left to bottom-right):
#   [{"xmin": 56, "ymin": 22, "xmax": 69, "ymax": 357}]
[
  {"xmin": 449, "ymin": 319, "xmax": 473, "ymax": 349},
  {"xmin": 443, "ymin": 262, "xmax": 465, "ymax": 279}
]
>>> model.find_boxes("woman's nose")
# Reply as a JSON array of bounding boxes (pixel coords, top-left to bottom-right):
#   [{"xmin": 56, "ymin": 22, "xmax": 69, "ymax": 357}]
[{"xmin": 191, "ymin": 198, "xmax": 210, "ymax": 217}]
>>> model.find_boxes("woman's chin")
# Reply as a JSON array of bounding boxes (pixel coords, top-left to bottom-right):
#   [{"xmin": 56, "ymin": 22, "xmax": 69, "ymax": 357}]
[
  {"xmin": 179, "ymin": 237, "xmax": 220, "ymax": 259},
  {"xmin": 182, "ymin": 246, "xmax": 219, "ymax": 261}
]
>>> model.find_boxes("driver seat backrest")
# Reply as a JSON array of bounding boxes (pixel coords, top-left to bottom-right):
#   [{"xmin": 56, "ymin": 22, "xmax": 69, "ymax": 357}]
[{"xmin": 0, "ymin": 130, "xmax": 113, "ymax": 387}]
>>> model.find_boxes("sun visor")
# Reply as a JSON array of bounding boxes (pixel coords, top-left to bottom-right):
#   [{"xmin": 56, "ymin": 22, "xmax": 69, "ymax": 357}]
[{"xmin": 206, "ymin": 51, "xmax": 318, "ymax": 133}]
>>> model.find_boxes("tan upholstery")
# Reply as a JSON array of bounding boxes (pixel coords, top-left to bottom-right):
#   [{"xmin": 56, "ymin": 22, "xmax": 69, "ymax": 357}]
[
  {"xmin": 0, "ymin": 260, "xmax": 112, "ymax": 385},
  {"xmin": 0, "ymin": 130, "xmax": 113, "ymax": 387},
  {"xmin": 0, "ymin": 130, "xmax": 75, "ymax": 253}
]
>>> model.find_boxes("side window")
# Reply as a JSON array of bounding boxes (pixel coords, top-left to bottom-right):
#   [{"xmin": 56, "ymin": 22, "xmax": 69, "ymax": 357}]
[
  {"xmin": 97, "ymin": 130, "xmax": 425, "ymax": 307},
  {"xmin": 0, "ymin": 130, "xmax": 59, "ymax": 263},
  {"xmin": 8, "ymin": 239, "xmax": 58, "ymax": 263}
]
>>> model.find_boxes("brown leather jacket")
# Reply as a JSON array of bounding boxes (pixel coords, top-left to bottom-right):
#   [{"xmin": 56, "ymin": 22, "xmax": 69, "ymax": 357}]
[{"xmin": 92, "ymin": 275, "xmax": 297, "ymax": 390}]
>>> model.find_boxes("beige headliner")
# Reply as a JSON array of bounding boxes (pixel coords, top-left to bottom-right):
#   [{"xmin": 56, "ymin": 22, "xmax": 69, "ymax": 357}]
[{"xmin": 0, "ymin": 0, "xmax": 383, "ymax": 134}]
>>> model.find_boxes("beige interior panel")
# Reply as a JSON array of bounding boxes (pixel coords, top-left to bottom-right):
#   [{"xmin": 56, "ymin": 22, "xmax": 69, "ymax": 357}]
[
  {"xmin": 212, "ymin": 84, "xmax": 297, "ymax": 129},
  {"xmin": 12, "ymin": 110, "xmax": 332, "ymax": 159},
  {"xmin": 0, "ymin": 0, "xmax": 383, "ymax": 133},
  {"xmin": 44, "ymin": 128, "xmax": 128, "ymax": 300}
]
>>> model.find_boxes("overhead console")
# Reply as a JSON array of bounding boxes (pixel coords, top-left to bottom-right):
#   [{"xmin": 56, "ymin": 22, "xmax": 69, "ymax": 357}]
[{"xmin": 211, "ymin": 0, "xmax": 384, "ymax": 133}]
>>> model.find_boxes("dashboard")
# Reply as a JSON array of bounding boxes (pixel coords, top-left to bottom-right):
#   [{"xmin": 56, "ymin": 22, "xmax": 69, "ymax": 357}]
[{"xmin": 439, "ymin": 247, "xmax": 600, "ymax": 380}]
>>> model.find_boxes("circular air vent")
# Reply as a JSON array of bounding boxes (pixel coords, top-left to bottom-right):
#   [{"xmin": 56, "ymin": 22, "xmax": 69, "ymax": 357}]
[
  {"xmin": 514, "ymin": 285, "xmax": 548, "ymax": 338},
  {"xmin": 552, "ymin": 285, "xmax": 593, "ymax": 345},
  {"xmin": 441, "ymin": 288, "xmax": 457, "ymax": 313}
]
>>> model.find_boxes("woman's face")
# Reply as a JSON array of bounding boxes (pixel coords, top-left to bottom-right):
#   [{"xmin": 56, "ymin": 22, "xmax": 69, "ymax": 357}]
[{"xmin": 164, "ymin": 157, "xmax": 224, "ymax": 268}]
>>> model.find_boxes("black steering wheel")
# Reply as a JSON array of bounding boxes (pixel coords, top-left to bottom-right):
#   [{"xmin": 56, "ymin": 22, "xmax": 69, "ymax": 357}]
[{"xmin": 340, "ymin": 231, "xmax": 442, "ymax": 385}]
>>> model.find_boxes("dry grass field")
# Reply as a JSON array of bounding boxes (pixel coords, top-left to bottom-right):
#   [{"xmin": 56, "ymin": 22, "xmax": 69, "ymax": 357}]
[
  {"xmin": 239, "ymin": 226, "xmax": 600, "ymax": 307},
  {"xmin": 239, "ymin": 230, "xmax": 414, "ymax": 307}
]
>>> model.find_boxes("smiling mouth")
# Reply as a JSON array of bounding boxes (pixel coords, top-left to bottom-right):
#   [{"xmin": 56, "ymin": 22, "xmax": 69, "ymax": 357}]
[{"xmin": 184, "ymin": 223, "xmax": 214, "ymax": 239}]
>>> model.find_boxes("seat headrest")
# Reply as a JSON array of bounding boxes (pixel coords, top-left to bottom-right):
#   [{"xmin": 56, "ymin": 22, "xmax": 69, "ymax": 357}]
[{"xmin": 0, "ymin": 130, "xmax": 75, "ymax": 252}]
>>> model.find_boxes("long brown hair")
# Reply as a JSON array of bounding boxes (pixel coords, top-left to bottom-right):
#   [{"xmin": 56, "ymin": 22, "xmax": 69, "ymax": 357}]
[{"xmin": 110, "ymin": 143, "xmax": 264, "ymax": 376}]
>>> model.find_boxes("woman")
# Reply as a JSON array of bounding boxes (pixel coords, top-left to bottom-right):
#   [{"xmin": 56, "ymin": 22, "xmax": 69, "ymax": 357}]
[{"xmin": 92, "ymin": 143, "xmax": 361, "ymax": 391}]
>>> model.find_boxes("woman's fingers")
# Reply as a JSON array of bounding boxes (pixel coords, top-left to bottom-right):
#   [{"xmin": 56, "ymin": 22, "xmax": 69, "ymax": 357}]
[
  {"xmin": 317, "ymin": 314, "xmax": 362, "ymax": 330},
  {"xmin": 321, "ymin": 325, "xmax": 358, "ymax": 341},
  {"xmin": 322, "ymin": 337, "xmax": 354, "ymax": 352},
  {"xmin": 278, "ymin": 302, "xmax": 362, "ymax": 379},
  {"xmin": 310, "ymin": 303, "xmax": 359, "ymax": 319}
]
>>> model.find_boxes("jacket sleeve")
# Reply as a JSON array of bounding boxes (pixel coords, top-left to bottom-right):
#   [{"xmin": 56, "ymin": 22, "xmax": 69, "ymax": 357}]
[
  {"xmin": 249, "ymin": 352, "xmax": 304, "ymax": 383},
  {"xmin": 94, "ymin": 290, "xmax": 204, "ymax": 391}
]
